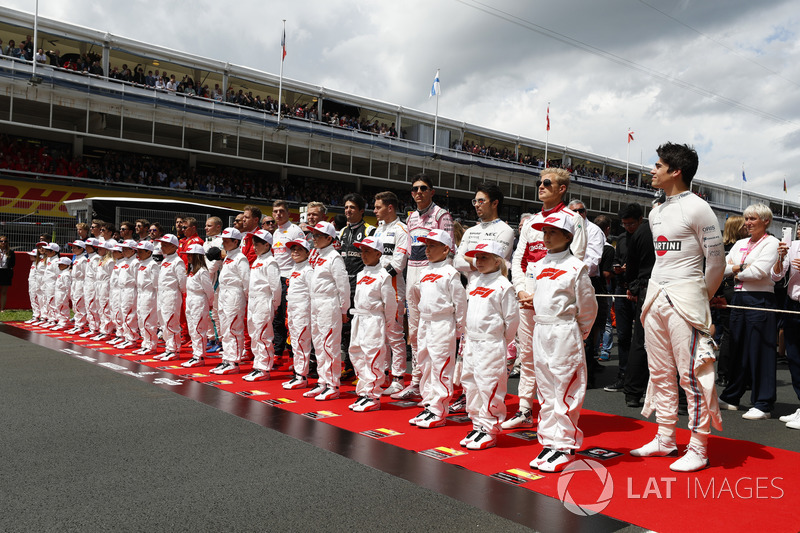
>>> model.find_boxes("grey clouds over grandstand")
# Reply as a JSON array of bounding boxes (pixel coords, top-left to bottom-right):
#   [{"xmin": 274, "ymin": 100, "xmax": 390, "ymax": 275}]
[{"xmin": 7, "ymin": 0, "xmax": 799, "ymax": 199}]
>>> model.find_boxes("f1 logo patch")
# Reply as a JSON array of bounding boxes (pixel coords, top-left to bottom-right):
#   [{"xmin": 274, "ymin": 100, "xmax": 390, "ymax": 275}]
[
  {"xmin": 536, "ymin": 268, "xmax": 567, "ymax": 280},
  {"xmin": 469, "ymin": 287, "xmax": 495, "ymax": 298},
  {"xmin": 420, "ymin": 273, "xmax": 443, "ymax": 283}
]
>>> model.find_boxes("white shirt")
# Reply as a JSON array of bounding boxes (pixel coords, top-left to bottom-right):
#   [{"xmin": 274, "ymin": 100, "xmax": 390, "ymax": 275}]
[
  {"xmin": 272, "ymin": 221, "xmax": 305, "ymax": 277},
  {"xmin": 454, "ymin": 218, "xmax": 514, "ymax": 283},
  {"xmin": 772, "ymin": 240, "xmax": 800, "ymax": 302},
  {"xmin": 583, "ymin": 220, "xmax": 605, "ymax": 277},
  {"xmin": 725, "ymin": 235, "xmax": 779, "ymax": 293}
]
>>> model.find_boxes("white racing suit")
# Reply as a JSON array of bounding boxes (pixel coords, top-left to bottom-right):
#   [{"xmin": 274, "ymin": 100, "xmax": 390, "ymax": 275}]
[
  {"xmin": 110, "ymin": 259, "xmax": 122, "ymax": 338},
  {"xmin": 157, "ymin": 253, "xmax": 187, "ymax": 354},
  {"xmin": 54, "ymin": 269, "xmax": 72, "ymax": 327},
  {"xmin": 462, "ymin": 270, "xmax": 519, "ymax": 435},
  {"xmin": 217, "ymin": 248, "xmax": 250, "ymax": 365},
  {"xmin": 406, "ymin": 203, "xmax": 454, "ymax": 386},
  {"xmin": 407, "ymin": 259, "xmax": 467, "ymax": 417},
  {"xmin": 95, "ymin": 258, "xmax": 115, "ymax": 336},
  {"xmin": 512, "ymin": 203, "xmax": 587, "ymax": 412},
  {"xmin": 135, "ymin": 257, "xmax": 160, "ymax": 352},
  {"xmin": 350, "ymin": 264, "xmax": 398, "ymax": 399},
  {"xmin": 375, "ymin": 218, "xmax": 410, "ymax": 378},
  {"xmin": 204, "ymin": 234, "xmax": 223, "ymax": 342},
  {"xmin": 70, "ymin": 254, "xmax": 88, "ymax": 330},
  {"xmin": 84, "ymin": 253, "xmax": 101, "ymax": 334},
  {"xmin": 185, "ymin": 267, "xmax": 214, "ymax": 359},
  {"xmin": 247, "ymin": 253, "xmax": 281, "ymax": 372},
  {"xmin": 528, "ymin": 249, "xmax": 597, "ymax": 452},
  {"xmin": 640, "ymin": 191, "xmax": 725, "ymax": 448},
  {"xmin": 117, "ymin": 256, "xmax": 139, "ymax": 343},
  {"xmin": 287, "ymin": 260, "xmax": 313, "ymax": 377},
  {"xmin": 309, "ymin": 245, "xmax": 350, "ymax": 389},
  {"xmin": 43, "ymin": 255, "xmax": 59, "ymax": 323},
  {"xmin": 28, "ymin": 259, "xmax": 41, "ymax": 320}
]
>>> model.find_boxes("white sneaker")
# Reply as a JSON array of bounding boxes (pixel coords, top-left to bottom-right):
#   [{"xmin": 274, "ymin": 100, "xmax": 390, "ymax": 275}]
[
  {"xmin": 315, "ymin": 386, "xmax": 340, "ymax": 401},
  {"xmin": 530, "ymin": 447, "xmax": 554, "ymax": 469},
  {"xmin": 742, "ymin": 407, "xmax": 770, "ymax": 420},
  {"xmin": 181, "ymin": 357, "xmax": 204, "ymax": 368},
  {"xmin": 415, "ymin": 410, "xmax": 446, "ymax": 429},
  {"xmin": 51, "ymin": 324, "xmax": 65, "ymax": 331},
  {"xmin": 390, "ymin": 383, "xmax": 421, "ymax": 400},
  {"xmin": 349, "ymin": 396, "xmax": 366, "ymax": 410},
  {"xmin": 116, "ymin": 341, "xmax": 133, "ymax": 349},
  {"xmin": 409, "ymin": 409, "xmax": 429, "ymax": 426},
  {"xmin": 460, "ymin": 429, "xmax": 479, "ymax": 447},
  {"xmin": 448, "ymin": 393, "xmax": 467, "ymax": 414},
  {"xmin": 539, "ymin": 450, "xmax": 575, "ymax": 473},
  {"xmin": 779, "ymin": 408, "xmax": 800, "ymax": 423},
  {"xmin": 79, "ymin": 331, "xmax": 94, "ymax": 338},
  {"xmin": 786, "ymin": 419, "xmax": 800, "ymax": 430},
  {"xmin": 243, "ymin": 369, "xmax": 269, "ymax": 382},
  {"xmin": 630, "ymin": 434, "xmax": 678, "ymax": 457},
  {"xmin": 718, "ymin": 399, "xmax": 739, "ymax": 411},
  {"xmin": 282, "ymin": 375, "xmax": 308, "ymax": 390},
  {"xmin": 670, "ymin": 445, "xmax": 709, "ymax": 472},
  {"xmin": 161, "ymin": 352, "xmax": 179, "ymax": 362},
  {"xmin": 501, "ymin": 409, "xmax": 534, "ymax": 429},
  {"xmin": 466, "ymin": 431, "xmax": 496, "ymax": 450},
  {"xmin": 303, "ymin": 383, "xmax": 327, "ymax": 398},
  {"xmin": 217, "ymin": 362, "xmax": 239, "ymax": 375},
  {"xmin": 209, "ymin": 363, "xmax": 226, "ymax": 374},
  {"xmin": 353, "ymin": 397, "xmax": 380, "ymax": 412},
  {"xmin": 382, "ymin": 379, "xmax": 405, "ymax": 396}
]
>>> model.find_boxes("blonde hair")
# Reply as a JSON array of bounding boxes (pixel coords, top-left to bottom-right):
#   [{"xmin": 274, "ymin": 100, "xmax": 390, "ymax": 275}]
[
  {"xmin": 452, "ymin": 220, "xmax": 465, "ymax": 247},
  {"xmin": 541, "ymin": 167, "xmax": 572, "ymax": 192},
  {"xmin": 723, "ymin": 215, "xmax": 745, "ymax": 245}
]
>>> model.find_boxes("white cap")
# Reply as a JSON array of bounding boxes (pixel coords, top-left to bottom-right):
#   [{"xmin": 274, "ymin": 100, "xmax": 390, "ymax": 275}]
[
  {"xmin": 353, "ymin": 235, "xmax": 383, "ymax": 253},
  {"xmin": 99, "ymin": 239, "xmax": 118, "ymax": 250},
  {"xmin": 26, "ymin": 249, "xmax": 37, "ymax": 256},
  {"xmin": 285, "ymin": 238, "xmax": 311, "ymax": 252},
  {"xmin": 252, "ymin": 229, "xmax": 274, "ymax": 246},
  {"xmin": 418, "ymin": 229, "xmax": 453, "ymax": 249},
  {"xmin": 69, "ymin": 240, "xmax": 86, "ymax": 249},
  {"xmin": 465, "ymin": 240, "xmax": 506, "ymax": 258},
  {"xmin": 221, "ymin": 227, "xmax": 243, "ymax": 240},
  {"xmin": 84, "ymin": 238, "xmax": 101, "ymax": 248},
  {"xmin": 186, "ymin": 243, "xmax": 206, "ymax": 255},
  {"xmin": 120, "ymin": 239, "xmax": 138, "ymax": 249},
  {"xmin": 36, "ymin": 240, "xmax": 48, "ymax": 247},
  {"xmin": 531, "ymin": 212, "xmax": 576, "ymax": 236},
  {"xmin": 309, "ymin": 221, "xmax": 337, "ymax": 239},
  {"xmin": 43, "ymin": 242, "xmax": 61, "ymax": 252},
  {"xmin": 58, "ymin": 256, "xmax": 72, "ymax": 266},
  {"xmin": 136, "ymin": 240, "xmax": 155, "ymax": 252},
  {"xmin": 158, "ymin": 234, "xmax": 180, "ymax": 247}
]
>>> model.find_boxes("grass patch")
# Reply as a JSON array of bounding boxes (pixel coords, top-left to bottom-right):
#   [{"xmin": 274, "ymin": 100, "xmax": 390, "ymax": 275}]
[{"xmin": 0, "ymin": 310, "xmax": 33, "ymax": 323}]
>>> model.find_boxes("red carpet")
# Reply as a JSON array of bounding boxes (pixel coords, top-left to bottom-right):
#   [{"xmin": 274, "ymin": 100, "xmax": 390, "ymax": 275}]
[{"xmin": 11, "ymin": 321, "xmax": 800, "ymax": 532}]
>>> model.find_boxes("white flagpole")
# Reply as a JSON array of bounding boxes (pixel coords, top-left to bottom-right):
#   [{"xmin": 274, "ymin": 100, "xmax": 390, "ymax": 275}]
[
  {"xmin": 625, "ymin": 128, "xmax": 631, "ymax": 190},
  {"xmin": 740, "ymin": 163, "xmax": 744, "ymax": 210},
  {"xmin": 544, "ymin": 102, "xmax": 549, "ymax": 168},
  {"xmin": 433, "ymin": 69, "xmax": 439, "ymax": 151},
  {"xmin": 277, "ymin": 20, "xmax": 286, "ymax": 127}
]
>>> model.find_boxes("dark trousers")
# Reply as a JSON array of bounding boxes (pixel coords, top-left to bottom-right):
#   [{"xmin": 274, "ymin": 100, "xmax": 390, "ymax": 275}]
[
  {"xmin": 783, "ymin": 297, "xmax": 800, "ymax": 401},
  {"xmin": 720, "ymin": 292, "xmax": 777, "ymax": 412},
  {"xmin": 623, "ymin": 295, "xmax": 649, "ymax": 401},
  {"xmin": 272, "ymin": 277, "xmax": 290, "ymax": 357},
  {"xmin": 614, "ymin": 292, "xmax": 635, "ymax": 377}
]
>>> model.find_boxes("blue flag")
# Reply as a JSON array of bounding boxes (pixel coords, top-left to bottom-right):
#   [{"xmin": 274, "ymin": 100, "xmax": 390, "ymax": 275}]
[
  {"xmin": 742, "ymin": 169, "xmax": 746, "ymax": 182},
  {"xmin": 429, "ymin": 70, "xmax": 440, "ymax": 98}
]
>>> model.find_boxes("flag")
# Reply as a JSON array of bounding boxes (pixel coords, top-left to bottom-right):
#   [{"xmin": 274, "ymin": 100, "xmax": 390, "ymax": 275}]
[
  {"xmin": 281, "ymin": 28, "xmax": 287, "ymax": 60},
  {"xmin": 546, "ymin": 105, "xmax": 550, "ymax": 131},
  {"xmin": 628, "ymin": 130, "xmax": 634, "ymax": 143},
  {"xmin": 742, "ymin": 169, "xmax": 746, "ymax": 182},
  {"xmin": 429, "ymin": 70, "xmax": 440, "ymax": 98},
  {"xmin": 784, "ymin": 179, "xmax": 788, "ymax": 193}
]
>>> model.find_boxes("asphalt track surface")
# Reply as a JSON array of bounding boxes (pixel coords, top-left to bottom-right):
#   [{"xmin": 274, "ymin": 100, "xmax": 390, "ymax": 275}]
[{"xmin": 2, "ymin": 322, "xmax": 798, "ymax": 532}]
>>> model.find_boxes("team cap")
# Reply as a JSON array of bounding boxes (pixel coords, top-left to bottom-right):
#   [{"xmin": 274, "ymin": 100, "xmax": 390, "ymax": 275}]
[
  {"xmin": 221, "ymin": 227, "xmax": 243, "ymax": 240},
  {"xmin": 69, "ymin": 240, "xmax": 86, "ymax": 249},
  {"xmin": 136, "ymin": 240, "xmax": 155, "ymax": 252},
  {"xmin": 158, "ymin": 234, "xmax": 179, "ymax": 247},
  {"xmin": 465, "ymin": 240, "xmax": 506, "ymax": 258},
  {"xmin": 531, "ymin": 212, "xmax": 575, "ymax": 236},
  {"xmin": 309, "ymin": 221, "xmax": 337, "ymax": 239},
  {"xmin": 186, "ymin": 243, "xmax": 206, "ymax": 255},
  {"xmin": 120, "ymin": 239, "xmax": 138, "ymax": 249},
  {"xmin": 43, "ymin": 242, "xmax": 61, "ymax": 252},
  {"xmin": 353, "ymin": 236, "xmax": 383, "ymax": 253},
  {"xmin": 252, "ymin": 229, "xmax": 274, "ymax": 246},
  {"xmin": 99, "ymin": 239, "xmax": 118, "ymax": 250},
  {"xmin": 418, "ymin": 229, "xmax": 453, "ymax": 249},
  {"xmin": 285, "ymin": 238, "xmax": 311, "ymax": 252},
  {"xmin": 58, "ymin": 256, "xmax": 73, "ymax": 266}
]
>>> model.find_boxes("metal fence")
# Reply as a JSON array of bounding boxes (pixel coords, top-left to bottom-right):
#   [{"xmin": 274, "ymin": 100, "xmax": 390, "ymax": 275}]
[
  {"xmin": 116, "ymin": 207, "xmax": 221, "ymax": 240},
  {"xmin": 0, "ymin": 213, "xmax": 72, "ymax": 252}
]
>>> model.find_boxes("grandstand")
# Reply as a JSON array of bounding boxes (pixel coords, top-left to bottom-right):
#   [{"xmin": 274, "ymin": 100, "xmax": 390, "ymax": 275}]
[{"xmin": 0, "ymin": 5, "xmax": 797, "ymax": 250}]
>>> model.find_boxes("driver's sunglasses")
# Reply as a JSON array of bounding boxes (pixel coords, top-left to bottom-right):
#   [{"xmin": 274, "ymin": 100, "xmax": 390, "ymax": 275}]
[{"xmin": 411, "ymin": 185, "xmax": 430, "ymax": 192}]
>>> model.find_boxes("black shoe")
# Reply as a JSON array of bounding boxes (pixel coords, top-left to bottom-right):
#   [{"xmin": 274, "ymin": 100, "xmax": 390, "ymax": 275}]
[
  {"xmin": 626, "ymin": 396, "xmax": 643, "ymax": 408},
  {"xmin": 715, "ymin": 377, "xmax": 729, "ymax": 388},
  {"xmin": 604, "ymin": 379, "xmax": 624, "ymax": 392}
]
